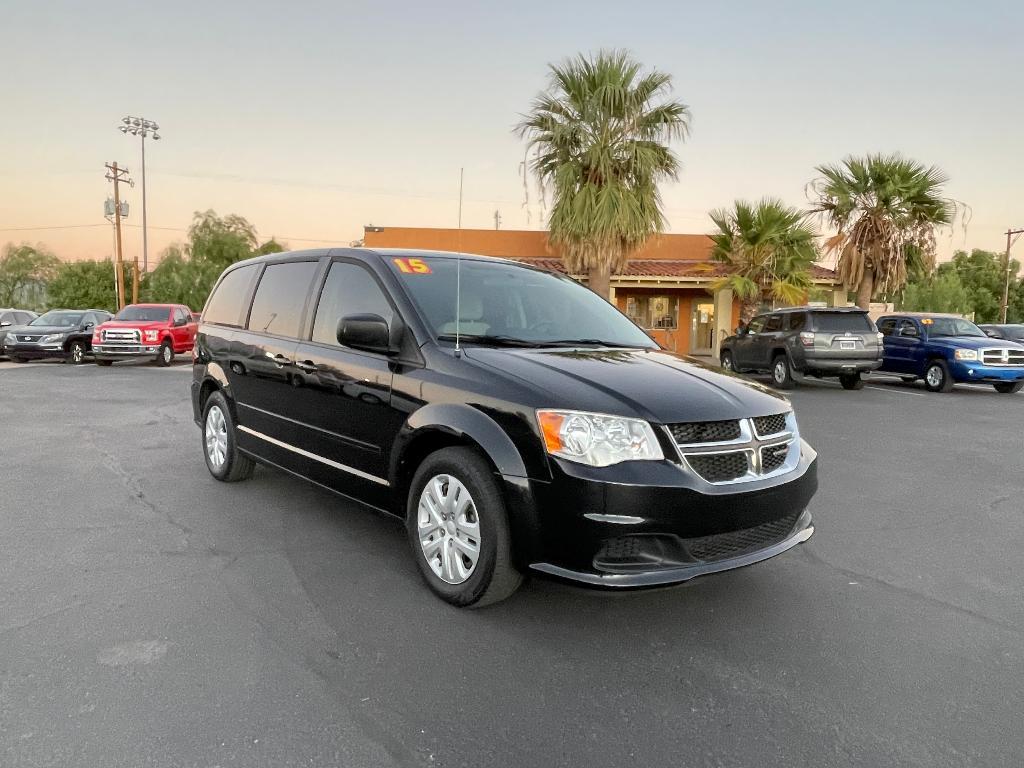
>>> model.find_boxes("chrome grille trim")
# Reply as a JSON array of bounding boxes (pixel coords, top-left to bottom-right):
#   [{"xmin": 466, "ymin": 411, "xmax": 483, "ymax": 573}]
[
  {"xmin": 980, "ymin": 348, "xmax": 1024, "ymax": 367},
  {"xmin": 667, "ymin": 413, "xmax": 799, "ymax": 486}
]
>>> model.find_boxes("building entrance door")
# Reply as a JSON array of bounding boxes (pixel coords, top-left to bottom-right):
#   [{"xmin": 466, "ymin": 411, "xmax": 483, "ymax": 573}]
[{"xmin": 690, "ymin": 301, "xmax": 715, "ymax": 355}]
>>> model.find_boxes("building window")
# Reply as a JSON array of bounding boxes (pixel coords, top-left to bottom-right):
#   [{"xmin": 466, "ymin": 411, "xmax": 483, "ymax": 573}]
[{"xmin": 624, "ymin": 295, "xmax": 678, "ymax": 329}]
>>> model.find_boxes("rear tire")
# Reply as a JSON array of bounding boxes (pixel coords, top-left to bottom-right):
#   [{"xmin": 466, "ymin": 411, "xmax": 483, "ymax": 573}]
[
  {"xmin": 771, "ymin": 353, "xmax": 795, "ymax": 389},
  {"xmin": 155, "ymin": 341, "xmax": 174, "ymax": 367},
  {"xmin": 839, "ymin": 373, "xmax": 865, "ymax": 390},
  {"xmin": 406, "ymin": 447, "xmax": 522, "ymax": 608},
  {"xmin": 924, "ymin": 360, "xmax": 954, "ymax": 393},
  {"xmin": 202, "ymin": 390, "xmax": 255, "ymax": 482},
  {"xmin": 12, "ymin": 356, "xmax": 27, "ymax": 364},
  {"xmin": 994, "ymin": 381, "xmax": 1023, "ymax": 394}
]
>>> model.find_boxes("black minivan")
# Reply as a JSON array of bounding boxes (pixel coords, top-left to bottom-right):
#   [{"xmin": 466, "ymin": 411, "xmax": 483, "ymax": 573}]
[{"xmin": 192, "ymin": 249, "xmax": 818, "ymax": 607}]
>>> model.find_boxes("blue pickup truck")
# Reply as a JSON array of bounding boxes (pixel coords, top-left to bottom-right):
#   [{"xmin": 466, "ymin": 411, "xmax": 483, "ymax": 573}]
[{"xmin": 876, "ymin": 313, "xmax": 1024, "ymax": 393}]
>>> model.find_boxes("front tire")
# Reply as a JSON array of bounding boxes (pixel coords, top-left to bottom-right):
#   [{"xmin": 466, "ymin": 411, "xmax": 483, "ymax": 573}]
[
  {"xmin": 202, "ymin": 390, "xmax": 255, "ymax": 482},
  {"xmin": 994, "ymin": 381, "xmax": 1023, "ymax": 394},
  {"xmin": 924, "ymin": 360, "xmax": 955, "ymax": 393},
  {"xmin": 720, "ymin": 350, "xmax": 735, "ymax": 372},
  {"xmin": 839, "ymin": 372, "xmax": 865, "ymax": 390},
  {"xmin": 155, "ymin": 341, "xmax": 174, "ymax": 367},
  {"xmin": 406, "ymin": 447, "xmax": 522, "ymax": 608},
  {"xmin": 771, "ymin": 353, "xmax": 795, "ymax": 389},
  {"xmin": 66, "ymin": 340, "xmax": 86, "ymax": 365}
]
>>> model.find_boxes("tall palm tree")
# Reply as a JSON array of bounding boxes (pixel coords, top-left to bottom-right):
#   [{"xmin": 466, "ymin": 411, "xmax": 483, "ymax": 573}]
[
  {"xmin": 516, "ymin": 50, "xmax": 690, "ymax": 299},
  {"xmin": 709, "ymin": 198, "xmax": 818, "ymax": 322},
  {"xmin": 809, "ymin": 154, "xmax": 954, "ymax": 309}
]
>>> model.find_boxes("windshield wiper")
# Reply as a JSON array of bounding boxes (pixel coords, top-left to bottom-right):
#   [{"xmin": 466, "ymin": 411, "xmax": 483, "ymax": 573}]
[
  {"xmin": 436, "ymin": 333, "xmax": 538, "ymax": 347},
  {"xmin": 530, "ymin": 338, "xmax": 645, "ymax": 348}
]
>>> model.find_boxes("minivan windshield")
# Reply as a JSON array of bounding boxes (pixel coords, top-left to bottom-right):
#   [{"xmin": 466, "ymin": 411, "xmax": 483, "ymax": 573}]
[
  {"xmin": 115, "ymin": 306, "xmax": 171, "ymax": 322},
  {"xmin": 925, "ymin": 318, "xmax": 986, "ymax": 338},
  {"xmin": 388, "ymin": 255, "xmax": 657, "ymax": 348},
  {"xmin": 30, "ymin": 311, "xmax": 83, "ymax": 327}
]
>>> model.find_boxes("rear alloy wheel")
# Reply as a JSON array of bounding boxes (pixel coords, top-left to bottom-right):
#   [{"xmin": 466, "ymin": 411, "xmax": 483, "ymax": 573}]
[
  {"xmin": 66, "ymin": 340, "xmax": 86, "ymax": 365},
  {"xmin": 720, "ymin": 350, "xmax": 735, "ymax": 372},
  {"xmin": 407, "ymin": 447, "xmax": 522, "ymax": 608},
  {"xmin": 771, "ymin": 354, "xmax": 795, "ymax": 389},
  {"xmin": 202, "ymin": 390, "xmax": 254, "ymax": 482},
  {"xmin": 839, "ymin": 372, "xmax": 865, "ymax": 390},
  {"xmin": 155, "ymin": 341, "xmax": 174, "ymax": 367},
  {"xmin": 924, "ymin": 360, "xmax": 955, "ymax": 393},
  {"xmin": 994, "ymin": 381, "xmax": 1023, "ymax": 394}
]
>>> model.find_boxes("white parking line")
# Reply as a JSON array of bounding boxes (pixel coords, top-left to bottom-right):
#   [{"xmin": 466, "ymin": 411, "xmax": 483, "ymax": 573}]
[{"xmin": 864, "ymin": 386, "xmax": 927, "ymax": 397}]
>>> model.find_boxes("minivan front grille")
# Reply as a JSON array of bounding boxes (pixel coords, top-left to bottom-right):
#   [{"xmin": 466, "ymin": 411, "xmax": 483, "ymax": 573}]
[
  {"xmin": 981, "ymin": 348, "xmax": 1024, "ymax": 366},
  {"xmin": 753, "ymin": 413, "xmax": 788, "ymax": 436},
  {"xmin": 686, "ymin": 451, "xmax": 750, "ymax": 483},
  {"xmin": 668, "ymin": 419, "xmax": 741, "ymax": 445}
]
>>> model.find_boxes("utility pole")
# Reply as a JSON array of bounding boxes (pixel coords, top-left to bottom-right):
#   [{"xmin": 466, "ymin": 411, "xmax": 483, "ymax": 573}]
[
  {"xmin": 105, "ymin": 162, "xmax": 134, "ymax": 310},
  {"xmin": 1002, "ymin": 228, "xmax": 1024, "ymax": 324},
  {"xmin": 493, "ymin": 209, "xmax": 501, "ymax": 230}
]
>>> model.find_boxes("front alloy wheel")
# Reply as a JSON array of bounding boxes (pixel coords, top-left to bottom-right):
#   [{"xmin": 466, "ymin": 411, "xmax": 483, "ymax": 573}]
[
  {"xmin": 406, "ymin": 447, "xmax": 522, "ymax": 608},
  {"xmin": 67, "ymin": 341, "xmax": 86, "ymax": 365},
  {"xmin": 156, "ymin": 341, "xmax": 174, "ymax": 367},
  {"xmin": 924, "ymin": 360, "xmax": 954, "ymax": 393},
  {"xmin": 720, "ymin": 351, "xmax": 734, "ymax": 372}
]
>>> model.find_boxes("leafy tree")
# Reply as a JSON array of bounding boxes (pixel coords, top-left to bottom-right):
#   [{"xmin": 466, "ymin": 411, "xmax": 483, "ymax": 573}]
[
  {"xmin": 709, "ymin": 198, "xmax": 818, "ymax": 322},
  {"xmin": 0, "ymin": 243, "xmax": 59, "ymax": 308},
  {"xmin": 900, "ymin": 270, "xmax": 971, "ymax": 316},
  {"xmin": 188, "ymin": 210, "xmax": 258, "ymax": 270},
  {"xmin": 938, "ymin": 249, "xmax": 1019, "ymax": 323},
  {"xmin": 46, "ymin": 259, "xmax": 129, "ymax": 312},
  {"xmin": 256, "ymin": 238, "xmax": 286, "ymax": 255},
  {"xmin": 516, "ymin": 50, "xmax": 690, "ymax": 298},
  {"xmin": 809, "ymin": 154, "xmax": 956, "ymax": 309}
]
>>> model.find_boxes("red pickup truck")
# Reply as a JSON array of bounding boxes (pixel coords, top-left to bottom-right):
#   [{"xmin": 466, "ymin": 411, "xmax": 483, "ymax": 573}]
[{"xmin": 92, "ymin": 303, "xmax": 198, "ymax": 366}]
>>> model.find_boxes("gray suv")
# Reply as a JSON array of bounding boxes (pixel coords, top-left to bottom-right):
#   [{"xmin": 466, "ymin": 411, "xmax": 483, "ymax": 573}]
[{"xmin": 720, "ymin": 307, "xmax": 883, "ymax": 390}]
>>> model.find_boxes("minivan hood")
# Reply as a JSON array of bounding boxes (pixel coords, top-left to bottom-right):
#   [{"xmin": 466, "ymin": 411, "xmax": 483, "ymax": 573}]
[{"xmin": 462, "ymin": 346, "xmax": 791, "ymax": 423}]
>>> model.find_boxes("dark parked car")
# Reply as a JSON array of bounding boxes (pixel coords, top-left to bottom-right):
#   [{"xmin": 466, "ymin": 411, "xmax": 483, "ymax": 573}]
[
  {"xmin": 191, "ymin": 249, "xmax": 818, "ymax": 607},
  {"xmin": 720, "ymin": 307, "xmax": 883, "ymax": 390},
  {"xmin": 877, "ymin": 313, "xmax": 1024, "ymax": 393},
  {"xmin": 2, "ymin": 309, "xmax": 112, "ymax": 364},
  {"xmin": 979, "ymin": 324, "xmax": 1024, "ymax": 343},
  {"xmin": 0, "ymin": 308, "xmax": 38, "ymax": 358}
]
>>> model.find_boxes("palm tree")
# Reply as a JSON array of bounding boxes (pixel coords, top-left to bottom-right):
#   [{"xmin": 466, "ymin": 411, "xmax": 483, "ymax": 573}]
[
  {"xmin": 709, "ymin": 198, "xmax": 818, "ymax": 322},
  {"xmin": 516, "ymin": 50, "xmax": 690, "ymax": 299},
  {"xmin": 809, "ymin": 154, "xmax": 954, "ymax": 309}
]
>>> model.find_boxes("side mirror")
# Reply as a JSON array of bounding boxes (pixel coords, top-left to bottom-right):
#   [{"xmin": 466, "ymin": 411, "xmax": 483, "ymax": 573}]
[
  {"xmin": 174, "ymin": 316, "xmax": 187, "ymax": 327},
  {"xmin": 984, "ymin": 330, "xmax": 999, "ymax": 338},
  {"xmin": 0, "ymin": 321, "xmax": 10, "ymax": 328},
  {"xmin": 337, "ymin": 313, "xmax": 399, "ymax": 355},
  {"xmin": 84, "ymin": 322, "xmax": 94, "ymax": 329}
]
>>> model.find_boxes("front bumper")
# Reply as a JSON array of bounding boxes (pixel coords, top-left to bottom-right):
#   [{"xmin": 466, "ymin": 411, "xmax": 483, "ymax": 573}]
[
  {"xmin": 951, "ymin": 361, "xmax": 1024, "ymax": 383},
  {"xmin": 2, "ymin": 343, "xmax": 66, "ymax": 360},
  {"xmin": 526, "ymin": 440, "xmax": 818, "ymax": 587},
  {"xmin": 93, "ymin": 344, "xmax": 161, "ymax": 360}
]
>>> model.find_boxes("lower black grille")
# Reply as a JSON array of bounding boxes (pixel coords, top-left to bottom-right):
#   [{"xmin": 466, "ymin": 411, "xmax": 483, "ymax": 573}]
[
  {"xmin": 684, "ymin": 511, "xmax": 801, "ymax": 562},
  {"xmin": 753, "ymin": 413, "xmax": 788, "ymax": 436},
  {"xmin": 686, "ymin": 451, "xmax": 749, "ymax": 483},
  {"xmin": 669, "ymin": 419, "xmax": 741, "ymax": 444},
  {"xmin": 761, "ymin": 444, "xmax": 789, "ymax": 473}
]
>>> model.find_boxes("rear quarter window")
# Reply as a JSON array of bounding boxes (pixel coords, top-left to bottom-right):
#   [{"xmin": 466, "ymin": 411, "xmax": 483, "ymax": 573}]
[
  {"xmin": 247, "ymin": 261, "xmax": 320, "ymax": 338},
  {"xmin": 811, "ymin": 312, "xmax": 874, "ymax": 333},
  {"xmin": 204, "ymin": 264, "xmax": 260, "ymax": 327}
]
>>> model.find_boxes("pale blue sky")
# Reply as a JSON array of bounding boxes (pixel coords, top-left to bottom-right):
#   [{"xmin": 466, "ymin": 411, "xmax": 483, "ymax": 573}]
[{"xmin": 2, "ymin": 0, "xmax": 1022, "ymax": 263}]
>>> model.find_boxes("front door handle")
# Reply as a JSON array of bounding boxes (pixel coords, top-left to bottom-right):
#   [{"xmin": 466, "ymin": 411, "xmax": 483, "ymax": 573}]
[
  {"xmin": 269, "ymin": 353, "xmax": 291, "ymax": 367},
  {"xmin": 295, "ymin": 359, "xmax": 318, "ymax": 373}
]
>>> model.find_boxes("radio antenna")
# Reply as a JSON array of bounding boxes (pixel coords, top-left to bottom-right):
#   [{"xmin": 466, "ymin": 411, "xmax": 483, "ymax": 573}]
[{"xmin": 455, "ymin": 167, "xmax": 464, "ymax": 353}]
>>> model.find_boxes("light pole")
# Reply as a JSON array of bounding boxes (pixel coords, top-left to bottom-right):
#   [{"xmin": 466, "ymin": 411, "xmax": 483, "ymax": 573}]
[{"xmin": 119, "ymin": 116, "xmax": 161, "ymax": 272}]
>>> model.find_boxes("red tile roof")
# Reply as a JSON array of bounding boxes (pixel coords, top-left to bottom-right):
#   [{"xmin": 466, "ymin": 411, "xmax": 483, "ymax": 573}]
[{"xmin": 515, "ymin": 258, "xmax": 839, "ymax": 283}]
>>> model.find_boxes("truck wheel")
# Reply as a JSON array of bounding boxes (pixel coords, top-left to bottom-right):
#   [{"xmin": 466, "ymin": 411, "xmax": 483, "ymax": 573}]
[
  {"xmin": 720, "ymin": 350, "xmax": 735, "ymax": 372},
  {"xmin": 924, "ymin": 360, "xmax": 954, "ymax": 393},
  {"xmin": 12, "ymin": 356, "xmax": 27, "ymax": 364},
  {"xmin": 993, "ymin": 381, "xmax": 1023, "ymax": 394},
  {"xmin": 155, "ymin": 341, "xmax": 174, "ymax": 367},
  {"xmin": 406, "ymin": 447, "xmax": 522, "ymax": 608},
  {"xmin": 202, "ymin": 390, "xmax": 255, "ymax": 482},
  {"xmin": 771, "ymin": 353, "xmax": 795, "ymax": 389},
  {"xmin": 66, "ymin": 340, "xmax": 86, "ymax": 365},
  {"xmin": 839, "ymin": 373, "xmax": 865, "ymax": 390}
]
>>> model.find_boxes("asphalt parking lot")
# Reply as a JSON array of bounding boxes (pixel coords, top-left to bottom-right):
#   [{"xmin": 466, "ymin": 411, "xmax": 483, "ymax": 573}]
[{"xmin": 1, "ymin": 361, "xmax": 1022, "ymax": 768}]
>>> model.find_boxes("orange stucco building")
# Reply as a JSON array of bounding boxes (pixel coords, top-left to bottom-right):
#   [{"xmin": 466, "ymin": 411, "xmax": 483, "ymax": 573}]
[{"xmin": 362, "ymin": 226, "xmax": 843, "ymax": 357}]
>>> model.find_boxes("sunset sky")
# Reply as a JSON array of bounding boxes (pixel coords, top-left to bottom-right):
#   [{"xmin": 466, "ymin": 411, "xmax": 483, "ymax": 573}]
[{"xmin": 3, "ymin": 0, "xmax": 1022, "ymax": 267}]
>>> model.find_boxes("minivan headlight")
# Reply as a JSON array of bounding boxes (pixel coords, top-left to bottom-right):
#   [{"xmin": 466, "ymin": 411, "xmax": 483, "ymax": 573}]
[{"xmin": 537, "ymin": 410, "xmax": 664, "ymax": 467}]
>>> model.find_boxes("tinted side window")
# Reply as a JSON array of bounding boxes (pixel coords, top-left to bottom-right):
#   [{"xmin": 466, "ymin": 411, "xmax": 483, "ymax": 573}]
[
  {"xmin": 787, "ymin": 313, "xmax": 807, "ymax": 331},
  {"xmin": 898, "ymin": 320, "xmax": 920, "ymax": 338},
  {"xmin": 312, "ymin": 262, "xmax": 394, "ymax": 346},
  {"xmin": 747, "ymin": 316, "xmax": 766, "ymax": 334},
  {"xmin": 205, "ymin": 264, "xmax": 260, "ymax": 327},
  {"xmin": 174, "ymin": 307, "xmax": 189, "ymax": 324},
  {"xmin": 811, "ymin": 312, "xmax": 874, "ymax": 332},
  {"xmin": 248, "ymin": 261, "xmax": 319, "ymax": 338},
  {"xmin": 877, "ymin": 318, "xmax": 897, "ymax": 336},
  {"xmin": 764, "ymin": 314, "xmax": 783, "ymax": 332},
  {"xmin": 0, "ymin": 312, "xmax": 12, "ymax": 325}
]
